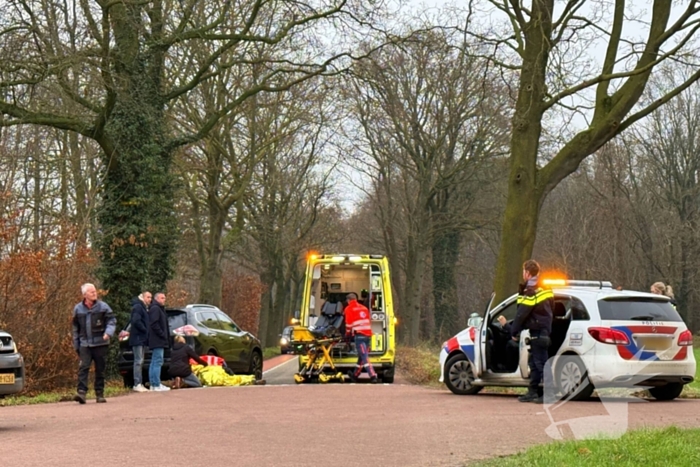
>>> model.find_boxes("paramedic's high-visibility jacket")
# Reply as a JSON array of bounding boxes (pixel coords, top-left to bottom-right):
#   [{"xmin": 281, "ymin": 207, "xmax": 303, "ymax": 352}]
[
  {"xmin": 344, "ymin": 299, "xmax": 372, "ymax": 337},
  {"xmin": 510, "ymin": 277, "xmax": 554, "ymax": 338}
]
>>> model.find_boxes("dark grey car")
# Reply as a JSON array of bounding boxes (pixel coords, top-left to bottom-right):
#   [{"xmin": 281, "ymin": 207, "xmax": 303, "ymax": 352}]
[
  {"xmin": 0, "ymin": 330, "xmax": 25, "ymax": 396},
  {"xmin": 118, "ymin": 304, "xmax": 263, "ymax": 387}
]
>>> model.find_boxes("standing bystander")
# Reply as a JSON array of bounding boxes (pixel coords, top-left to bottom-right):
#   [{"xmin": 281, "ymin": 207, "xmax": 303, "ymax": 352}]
[
  {"xmin": 148, "ymin": 292, "xmax": 170, "ymax": 391},
  {"xmin": 129, "ymin": 291, "xmax": 152, "ymax": 392},
  {"xmin": 72, "ymin": 283, "xmax": 116, "ymax": 404}
]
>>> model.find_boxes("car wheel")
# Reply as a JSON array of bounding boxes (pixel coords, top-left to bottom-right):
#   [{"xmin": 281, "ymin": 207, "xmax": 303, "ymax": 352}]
[
  {"xmin": 445, "ymin": 353, "xmax": 482, "ymax": 395},
  {"xmin": 555, "ymin": 355, "xmax": 594, "ymax": 401},
  {"xmin": 249, "ymin": 350, "xmax": 263, "ymax": 380},
  {"xmin": 648, "ymin": 383, "xmax": 684, "ymax": 401}
]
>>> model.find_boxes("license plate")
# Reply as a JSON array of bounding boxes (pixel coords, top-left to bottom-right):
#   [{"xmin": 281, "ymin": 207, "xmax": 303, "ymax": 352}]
[
  {"xmin": 636, "ymin": 336, "xmax": 672, "ymax": 351},
  {"xmin": 0, "ymin": 373, "xmax": 15, "ymax": 384}
]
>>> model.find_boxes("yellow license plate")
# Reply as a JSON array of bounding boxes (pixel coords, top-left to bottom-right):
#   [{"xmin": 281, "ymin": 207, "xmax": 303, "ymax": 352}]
[
  {"xmin": 0, "ymin": 373, "xmax": 15, "ymax": 384},
  {"xmin": 637, "ymin": 337, "xmax": 672, "ymax": 351}
]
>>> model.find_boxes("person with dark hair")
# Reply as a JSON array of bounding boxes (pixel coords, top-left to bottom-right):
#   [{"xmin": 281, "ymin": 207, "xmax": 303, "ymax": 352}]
[
  {"xmin": 359, "ymin": 289, "xmax": 370, "ymax": 308},
  {"xmin": 129, "ymin": 291, "xmax": 152, "ymax": 393},
  {"xmin": 510, "ymin": 259, "xmax": 554, "ymax": 403},
  {"xmin": 148, "ymin": 292, "xmax": 170, "ymax": 392},
  {"xmin": 344, "ymin": 292, "xmax": 378, "ymax": 383}
]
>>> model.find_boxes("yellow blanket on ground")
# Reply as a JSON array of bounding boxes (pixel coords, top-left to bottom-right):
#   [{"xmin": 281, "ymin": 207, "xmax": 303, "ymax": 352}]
[{"xmin": 191, "ymin": 364, "xmax": 257, "ymax": 387}]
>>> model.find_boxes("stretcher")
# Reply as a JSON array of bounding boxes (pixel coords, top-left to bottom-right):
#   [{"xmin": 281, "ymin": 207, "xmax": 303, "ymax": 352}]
[
  {"xmin": 290, "ymin": 328, "xmax": 345, "ymax": 383},
  {"xmin": 290, "ymin": 303, "xmax": 346, "ymax": 383}
]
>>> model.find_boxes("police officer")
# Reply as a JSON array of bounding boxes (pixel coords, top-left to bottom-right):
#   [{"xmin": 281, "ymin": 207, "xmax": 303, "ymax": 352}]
[{"xmin": 510, "ymin": 259, "xmax": 553, "ymax": 403}]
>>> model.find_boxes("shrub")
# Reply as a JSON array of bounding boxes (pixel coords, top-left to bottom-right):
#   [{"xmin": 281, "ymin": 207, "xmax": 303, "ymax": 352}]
[{"xmin": 0, "ymin": 218, "xmax": 95, "ymax": 393}]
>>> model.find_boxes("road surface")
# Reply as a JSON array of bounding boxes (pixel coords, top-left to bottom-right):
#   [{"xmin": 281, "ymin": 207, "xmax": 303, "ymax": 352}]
[{"xmin": 2, "ymin": 359, "xmax": 699, "ymax": 466}]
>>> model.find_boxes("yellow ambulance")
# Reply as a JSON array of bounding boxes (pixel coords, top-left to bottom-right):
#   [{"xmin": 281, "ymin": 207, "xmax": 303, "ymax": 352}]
[{"xmin": 295, "ymin": 254, "xmax": 397, "ymax": 383}]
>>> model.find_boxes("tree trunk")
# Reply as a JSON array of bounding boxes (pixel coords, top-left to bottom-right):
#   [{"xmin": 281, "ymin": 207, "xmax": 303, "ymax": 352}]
[
  {"xmin": 492, "ymin": 1, "xmax": 552, "ymax": 303},
  {"xmin": 257, "ymin": 276, "xmax": 274, "ymax": 347},
  {"xmin": 402, "ymin": 234, "xmax": 428, "ymax": 345},
  {"xmin": 198, "ymin": 201, "xmax": 226, "ymax": 306},
  {"xmin": 432, "ymin": 229, "xmax": 461, "ymax": 343},
  {"xmin": 96, "ymin": 2, "xmax": 177, "ymax": 325}
]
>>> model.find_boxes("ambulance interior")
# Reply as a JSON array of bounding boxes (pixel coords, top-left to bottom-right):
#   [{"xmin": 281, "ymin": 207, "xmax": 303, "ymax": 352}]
[{"xmin": 306, "ymin": 262, "xmax": 387, "ymax": 355}]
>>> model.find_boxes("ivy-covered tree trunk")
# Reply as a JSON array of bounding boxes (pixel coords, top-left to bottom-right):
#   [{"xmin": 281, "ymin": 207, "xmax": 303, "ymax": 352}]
[
  {"xmin": 97, "ymin": 4, "xmax": 177, "ymax": 325},
  {"xmin": 432, "ymin": 229, "xmax": 461, "ymax": 342}
]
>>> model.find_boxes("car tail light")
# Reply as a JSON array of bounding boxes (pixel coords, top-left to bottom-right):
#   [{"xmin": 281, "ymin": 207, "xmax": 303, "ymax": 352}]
[
  {"xmin": 469, "ymin": 327, "xmax": 476, "ymax": 342},
  {"xmin": 588, "ymin": 327, "xmax": 630, "ymax": 345},
  {"xmin": 678, "ymin": 330, "xmax": 693, "ymax": 346}
]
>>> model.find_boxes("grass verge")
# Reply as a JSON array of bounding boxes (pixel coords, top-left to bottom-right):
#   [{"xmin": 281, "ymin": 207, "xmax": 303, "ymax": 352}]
[
  {"xmin": 0, "ymin": 379, "xmax": 130, "ymax": 407},
  {"xmin": 263, "ymin": 347, "xmax": 281, "ymax": 360},
  {"xmin": 470, "ymin": 426, "xmax": 700, "ymax": 466},
  {"xmin": 396, "ymin": 344, "xmax": 442, "ymax": 387},
  {"xmin": 679, "ymin": 347, "xmax": 700, "ymax": 398}
]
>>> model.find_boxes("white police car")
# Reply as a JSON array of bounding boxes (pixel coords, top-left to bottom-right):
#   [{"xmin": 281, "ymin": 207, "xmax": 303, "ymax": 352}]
[{"xmin": 439, "ymin": 280, "xmax": 696, "ymax": 401}]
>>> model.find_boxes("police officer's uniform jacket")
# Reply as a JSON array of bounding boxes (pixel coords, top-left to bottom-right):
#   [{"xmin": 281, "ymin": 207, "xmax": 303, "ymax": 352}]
[{"xmin": 510, "ymin": 277, "xmax": 554, "ymax": 339}]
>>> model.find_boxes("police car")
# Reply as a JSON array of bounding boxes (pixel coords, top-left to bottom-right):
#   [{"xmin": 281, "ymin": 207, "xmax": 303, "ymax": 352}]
[{"xmin": 439, "ymin": 280, "xmax": 696, "ymax": 401}]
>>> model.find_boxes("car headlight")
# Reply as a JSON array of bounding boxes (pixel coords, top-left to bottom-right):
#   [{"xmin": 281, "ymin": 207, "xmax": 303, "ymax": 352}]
[{"xmin": 280, "ymin": 337, "xmax": 289, "ymax": 346}]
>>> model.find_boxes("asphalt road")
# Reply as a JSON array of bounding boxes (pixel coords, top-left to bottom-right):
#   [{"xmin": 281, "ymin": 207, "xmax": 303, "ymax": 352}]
[
  {"xmin": 2, "ymin": 362, "xmax": 700, "ymax": 466},
  {"xmin": 262, "ymin": 354, "xmax": 300, "ymax": 385}
]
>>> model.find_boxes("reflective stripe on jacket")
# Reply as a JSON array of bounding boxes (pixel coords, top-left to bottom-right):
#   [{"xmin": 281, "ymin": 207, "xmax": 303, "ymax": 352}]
[
  {"xmin": 511, "ymin": 279, "xmax": 554, "ymax": 337},
  {"xmin": 344, "ymin": 299, "xmax": 372, "ymax": 337}
]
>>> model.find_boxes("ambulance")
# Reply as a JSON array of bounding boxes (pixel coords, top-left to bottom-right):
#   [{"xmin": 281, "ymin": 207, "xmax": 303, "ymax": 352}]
[{"xmin": 295, "ymin": 254, "xmax": 396, "ymax": 383}]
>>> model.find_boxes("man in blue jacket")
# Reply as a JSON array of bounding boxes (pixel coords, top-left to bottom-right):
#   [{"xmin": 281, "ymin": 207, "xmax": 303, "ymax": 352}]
[
  {"xmin": 129, "ymin": 291, "xmax": 152, "ymax": 392},
  {"xmin": 72, "ymin": 283, "xmax": 116, "ymax": 404},
  {"xmin": 148, "ymin": 292, "xmax": 170, "ymax": 391}
]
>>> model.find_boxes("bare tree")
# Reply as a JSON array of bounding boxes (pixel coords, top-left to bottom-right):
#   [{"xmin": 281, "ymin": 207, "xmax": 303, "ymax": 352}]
[
  {"xmin": 344, "ymin": 27, "xmax": 510, "ymax": 344},
  {"xmin": 468, "ymin": 1, "xmax": 700, "ymax": 301},
  {"xmin": 631, "ymin": 71, "xmax": 700, "ymax": 328},
  {"xmin": 0, "ymin": 0, "xmax": 383, "ymax": 320}
]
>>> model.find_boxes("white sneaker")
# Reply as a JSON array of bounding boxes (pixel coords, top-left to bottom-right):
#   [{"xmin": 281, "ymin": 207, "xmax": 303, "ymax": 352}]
[
  {"xmin": 133, "ymin": 384, "xmax": 148, "ymax": 393},
  {"xmin": 155, "ymin": 384, "xmax": 171, "ymax": 392}
]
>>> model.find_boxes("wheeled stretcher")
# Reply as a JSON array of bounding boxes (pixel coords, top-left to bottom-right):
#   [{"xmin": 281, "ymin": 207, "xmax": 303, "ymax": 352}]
[{"xmin": 291, "ymin": 303, "xmax": 346, "ymax": 384}]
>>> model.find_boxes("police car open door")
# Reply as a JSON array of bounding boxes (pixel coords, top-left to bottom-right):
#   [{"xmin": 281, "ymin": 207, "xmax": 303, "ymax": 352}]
[{"xmin": 475, "ymin": 293, "xmax": 496, "ymax": 376}]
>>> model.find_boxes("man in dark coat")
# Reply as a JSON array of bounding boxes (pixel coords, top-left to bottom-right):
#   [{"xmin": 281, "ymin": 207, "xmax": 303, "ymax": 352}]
[
  {"xmin": 510, "ymin": 259, "xmax": 554, "ymax": 403},
  {"xmin": 148, "ymin": 292, "xmax": 170, "ymax": 391},
  {"xmin": 129, "ymin": 291, "xmax": 152, "ymax": 392}
]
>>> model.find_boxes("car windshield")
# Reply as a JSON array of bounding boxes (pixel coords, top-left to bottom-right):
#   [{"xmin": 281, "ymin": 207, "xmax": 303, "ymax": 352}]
[{"xmin": 597, "ymin": 298, "xmax": 683, "ymax": 322}]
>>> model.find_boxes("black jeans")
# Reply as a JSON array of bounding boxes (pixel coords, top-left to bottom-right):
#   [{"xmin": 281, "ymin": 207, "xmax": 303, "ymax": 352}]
[
  {"xmin": 77, "ymin": 345, "xmax": 107, "ymax": 395},
  {"xmin": 528, "ymin": 335, "xmax": 550, "ymax": 396}
]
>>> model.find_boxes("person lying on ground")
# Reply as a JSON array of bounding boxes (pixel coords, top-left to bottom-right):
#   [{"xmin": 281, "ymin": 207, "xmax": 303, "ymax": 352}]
[{"xmin": 191, "ymin": 363, "xmax": 266, "ymax": 387}]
